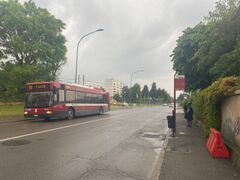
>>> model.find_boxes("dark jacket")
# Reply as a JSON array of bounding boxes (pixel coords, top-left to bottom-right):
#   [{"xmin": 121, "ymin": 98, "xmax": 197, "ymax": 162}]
[
  {"xmin": 187, "ymin": 106, "xmax": 193, "ymax": 121},
  {"xmin": 183, "ymin": 105, "xmax": 188, "ymax": 119}
]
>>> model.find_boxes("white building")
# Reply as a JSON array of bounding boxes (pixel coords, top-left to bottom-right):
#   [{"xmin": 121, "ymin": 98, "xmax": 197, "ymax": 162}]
[
  {"xmin": 85, "ymin": 81, "xmax": 102, "ymax": 89},
  {"xmin": 105, "ymin": 79, "xmax": 124, "ymax": 98}
]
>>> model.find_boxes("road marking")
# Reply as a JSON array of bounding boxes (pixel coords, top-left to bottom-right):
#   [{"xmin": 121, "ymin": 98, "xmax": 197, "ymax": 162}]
[{"xmin": 0, "ymin": 111, "xmax": 141, "ymax": 143}]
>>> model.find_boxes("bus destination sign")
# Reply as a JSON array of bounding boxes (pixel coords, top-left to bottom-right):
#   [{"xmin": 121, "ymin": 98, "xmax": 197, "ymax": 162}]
[{"xmin": 26, "ymin": 84, "xmax": 51, "ymax": 91}]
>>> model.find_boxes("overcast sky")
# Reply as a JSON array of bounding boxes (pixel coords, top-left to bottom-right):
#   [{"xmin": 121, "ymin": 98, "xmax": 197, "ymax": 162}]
[{"xmin": 22, "ymin": 0, "xmax": 217, "ymax": 95}]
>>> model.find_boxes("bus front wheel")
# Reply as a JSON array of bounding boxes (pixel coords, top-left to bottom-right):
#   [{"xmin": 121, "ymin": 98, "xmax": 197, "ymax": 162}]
[{"xmin": 66, "ymin": 108, "xmax": 74, "ymax": 120}]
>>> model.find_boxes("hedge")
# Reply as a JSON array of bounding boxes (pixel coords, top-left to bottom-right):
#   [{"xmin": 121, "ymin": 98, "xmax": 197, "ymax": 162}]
[{"xmin": 192, "ymin": 76, "xmax": 240, "ymax": 136}]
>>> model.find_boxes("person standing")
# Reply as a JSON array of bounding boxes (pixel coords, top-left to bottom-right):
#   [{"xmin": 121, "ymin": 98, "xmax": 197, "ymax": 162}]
[
  {"xmin": 183, "ymin": 103, "xmax": 188, "ymax": 119},
  {"xmin": 186, "ymin": 103, "xmax": 193, "ymax": 127}
]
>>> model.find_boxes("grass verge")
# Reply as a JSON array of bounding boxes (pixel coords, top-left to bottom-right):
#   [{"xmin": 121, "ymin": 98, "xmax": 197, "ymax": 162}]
[
  {"xmin": 110, "ymin": 105, "xmax": 130, "ymax": 111},
  {"xmin": 0, "ymin": 103, "xmax": 24, "ymax": 119}
]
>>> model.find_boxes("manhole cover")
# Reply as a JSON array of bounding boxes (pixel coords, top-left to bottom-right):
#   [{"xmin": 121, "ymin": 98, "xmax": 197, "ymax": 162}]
[{"xmin": 2, "ymin": 139, "xmax": 31, "ymax": 146}]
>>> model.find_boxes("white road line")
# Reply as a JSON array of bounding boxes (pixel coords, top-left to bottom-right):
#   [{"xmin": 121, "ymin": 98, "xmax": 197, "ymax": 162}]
[{"xmin": 0, "ymin": 111, "xmax": 140, "ymax": 143}]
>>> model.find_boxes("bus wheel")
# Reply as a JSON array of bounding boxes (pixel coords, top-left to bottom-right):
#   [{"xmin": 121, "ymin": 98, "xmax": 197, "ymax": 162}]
[
  {"xmin": 66, "ymin": 108, "xmax": 74, "ymax": 120},
  {"xmin": 98, "ymin": 107, "xmax": 104, "ymax": 115}
]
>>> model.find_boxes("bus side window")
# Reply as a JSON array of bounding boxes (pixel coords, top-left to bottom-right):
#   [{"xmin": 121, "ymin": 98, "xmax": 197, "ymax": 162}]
[
  {"xmin": 59, "ymin": 90, "xmax": 65, "ymax": 103},
  {"xmin": 76, "ymin": 92, "xmax": 85, "ymax": 103},
  {"xmin": 99, "ymin": 95, "xmax": 104, "ymax": 103},
  {"xmin": 85, "ymin": 93, "xmax": 92, "ymax": 103},
  {"xmin": 103, "ymin": 96, "xmax": 107, "ymax": 103},
  {"xmin": 54, "ymin": 93, "xmax": 58, "ymax": 105},
  {"xmin": 66, "ymin": 90, "xmax": 75, "ymax": 102}
]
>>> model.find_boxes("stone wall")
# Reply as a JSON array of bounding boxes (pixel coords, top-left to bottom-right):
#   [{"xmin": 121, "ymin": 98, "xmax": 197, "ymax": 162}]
[{"xmin": 221, "ymin": 90, "xmax": 240, "ymax": 166}]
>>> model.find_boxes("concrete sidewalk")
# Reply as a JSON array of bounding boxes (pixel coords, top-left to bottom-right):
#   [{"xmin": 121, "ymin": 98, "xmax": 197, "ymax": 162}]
[{"xmin": 159, "ymin": 113, "xmax": 240, "ymax": 180}]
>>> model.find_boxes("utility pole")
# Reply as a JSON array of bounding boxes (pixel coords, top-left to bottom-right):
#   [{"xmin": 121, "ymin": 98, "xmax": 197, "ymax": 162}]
[
  {"xmin": 83, "ymin": 74, "xmax": 85, "ymax": 85},
  {"xmin": 78, "ymin": 74, "xmax": 80, "ymax": 84}
]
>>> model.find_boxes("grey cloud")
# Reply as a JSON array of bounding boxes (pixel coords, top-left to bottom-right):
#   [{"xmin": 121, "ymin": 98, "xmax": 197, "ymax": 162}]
[{"xmin": 21, "ymin": 0, "xmax": 217, "ymax": 94}]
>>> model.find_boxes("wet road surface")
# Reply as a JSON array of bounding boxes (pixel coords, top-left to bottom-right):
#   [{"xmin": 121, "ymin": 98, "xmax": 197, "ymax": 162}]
[{"xmin": 0, "ymin": 107, "xmax": 170, "ymax": 180}]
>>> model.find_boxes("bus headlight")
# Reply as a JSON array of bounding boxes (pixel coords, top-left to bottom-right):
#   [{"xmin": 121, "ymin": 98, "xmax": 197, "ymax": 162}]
[
  {"xmin": 24, "ymin": 111, "xmax": 28, "ymax": 115},
  {"xmin": 46, "ymin": 111, "xmax": 53, "ymax": 114}
]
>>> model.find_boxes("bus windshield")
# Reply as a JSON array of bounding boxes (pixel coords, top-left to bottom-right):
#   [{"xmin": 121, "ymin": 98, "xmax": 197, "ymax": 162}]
[{"xmin": 25, "ymin": 92, "xmax": 52, "ymax": 108}]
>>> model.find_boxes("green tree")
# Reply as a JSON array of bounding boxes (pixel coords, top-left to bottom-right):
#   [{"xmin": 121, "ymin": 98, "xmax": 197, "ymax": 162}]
[
  {"xmin": 113, "ymin": 94, "xmax": 123, "ymax": 102},
  {"xmin": 131, "ymin": 83, "xmax": 141, "ymax": 103},
  {"xmin": 171, "ymin": 24, "xmax": 213, "ymax": 91},
  {"xmin": 0, "ymin": 0, "xmax": 66, "ymax": 76},
  {"xmin": 171, "ymin": 0, "xmax": 240, "ymax": 91},
  {"xmin": 141, "ymin": 85, "xmax": 149, "ymax": 103},
  {"xmin": 149, "ymin": 82, "xmax": 157, "ymax": 103},
  {"xmin": 0, "ymin": 64, "xmax": 51, "ymax": 101},
  {"xmin": 156, "ymin": 88, "xmax": 172, "ymax": 104},
  {"xmin": 0, "ymin": 0, "xmax": 66, "ymax": 101},
  {"xmin": 121, "ymin": 86, "xmax": 130, "ymax": 103}
]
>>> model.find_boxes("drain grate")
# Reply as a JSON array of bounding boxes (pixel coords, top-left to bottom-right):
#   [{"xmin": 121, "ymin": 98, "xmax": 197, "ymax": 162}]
[{"xmin": 2, "ymin": 139, "xmax": 31, "ymax": 146}]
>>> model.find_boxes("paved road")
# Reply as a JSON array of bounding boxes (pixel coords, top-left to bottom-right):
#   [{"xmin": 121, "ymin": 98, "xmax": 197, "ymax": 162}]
[{"xmin": 0, "ymin": 107, "xmax": 170, "ymax": 180}]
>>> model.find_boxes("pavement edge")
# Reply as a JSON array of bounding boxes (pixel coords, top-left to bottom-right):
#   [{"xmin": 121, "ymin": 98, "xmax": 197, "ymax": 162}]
[{"xmin": 150, "ymin": 129, "xmax": 171, "ymax": 180}]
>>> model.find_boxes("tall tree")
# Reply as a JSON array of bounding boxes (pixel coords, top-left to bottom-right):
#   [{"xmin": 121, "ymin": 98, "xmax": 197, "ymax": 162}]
[
  {"xmin": 155, "ymin": 88, "xmax": 172, "ymax": 104},
  {"xmin": 141, "ymin": 85, "xmax": 149, "ymax": 102},
  {"xmin": 171, "ymin": 0, "xmax": 240, "ymax": 91},
  {"xmin": 131, "ymin": 83, "xmax": 141, "ymax": 103},
  {"xmin": 121, "ymin": 86, "xmax": 130, "ymax": 103},
  {"xmin": 0, "ymin": 0, "xmax": 66, "ymax": 76},
  {"xmin": 149, "ymin": 82, "xmax": 157, "ymax": 103},
  {"xmin": 0, "ymin": 0, "xmax": 67, "ymax": 101}
]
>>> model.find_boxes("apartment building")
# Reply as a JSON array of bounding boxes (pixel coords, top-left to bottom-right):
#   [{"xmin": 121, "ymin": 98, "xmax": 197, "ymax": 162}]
[
  {"xmin": 85, "ymin": 81, "xmax": 102, "ymax": 89},
  {"xmin": 105, "ymin": 79, "xmax": 124, "ymax": 98}
]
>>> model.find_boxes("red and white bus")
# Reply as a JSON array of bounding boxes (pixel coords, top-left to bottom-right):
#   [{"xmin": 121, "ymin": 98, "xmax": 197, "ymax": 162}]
[{"xmin": 24, "ymin": 82, "xmax": 110, "ymax": 120}]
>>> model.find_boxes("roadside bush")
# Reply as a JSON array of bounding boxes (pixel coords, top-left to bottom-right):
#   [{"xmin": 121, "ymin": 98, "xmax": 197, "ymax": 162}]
[
  {"xmin": 181, "ymin": 98, "xmax": 192, "ymax": 108},
  {"xmin": 193, "ymin": 77, "xmax": 240, "ymax": 136}
]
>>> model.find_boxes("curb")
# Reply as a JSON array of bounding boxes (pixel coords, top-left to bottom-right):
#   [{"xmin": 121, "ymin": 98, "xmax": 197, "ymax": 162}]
[
  {"xmin": 0, "ymin": 118, "xmax": 26, "ymax": 124},
  {"xmin": 150, "ymin": 128, "xmax": 171, "ymax": 180}
]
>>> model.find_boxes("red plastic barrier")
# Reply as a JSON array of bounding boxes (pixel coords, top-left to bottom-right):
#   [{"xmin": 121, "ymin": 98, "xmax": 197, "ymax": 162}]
[{"xmin": 206, "ymin": 128, "xmax": 230, "ymax": 158}]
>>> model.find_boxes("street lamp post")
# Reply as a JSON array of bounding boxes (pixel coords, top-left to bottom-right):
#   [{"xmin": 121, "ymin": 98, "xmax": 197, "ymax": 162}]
[
  {"xmin": 75, "ymin": 29, "xmax": 104, "ymax": 84},
  {"xmin": 130, "ymin": 69, "xmax": 144, "ymax": 104}
]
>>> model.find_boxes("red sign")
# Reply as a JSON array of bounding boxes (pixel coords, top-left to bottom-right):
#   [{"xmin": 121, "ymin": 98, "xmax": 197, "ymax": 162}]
[{"xmin": 174, "ymin": 76, "xmax": 185, "ymax": 91}]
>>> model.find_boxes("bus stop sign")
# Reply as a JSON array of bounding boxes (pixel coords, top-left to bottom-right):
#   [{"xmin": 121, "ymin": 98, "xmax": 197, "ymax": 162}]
[
  {"xmin": 174, "ymin": 76, "xmax": 185, "ymax": 91},
  {"xmin": 171, "ymin": 75, "xmax": 185, "ymax": 137}
]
